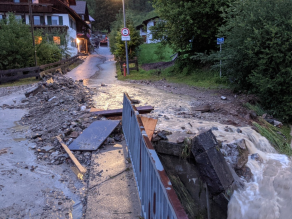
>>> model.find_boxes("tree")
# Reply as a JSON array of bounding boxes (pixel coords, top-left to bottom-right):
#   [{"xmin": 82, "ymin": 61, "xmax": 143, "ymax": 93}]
[
  {"xmin": 93, "ymin": 0, "xmax": 122, "ymax": 32},
  {"xmin": 109, "ymin": 14, "xmax": 143, "ymax": 60},
  {"xmin": 125, "ymin": 0, "xmax": 153, "ymax": 12},
  {"xmin": 152, "ymin": 0, "xmax": 229, "ymax": 56},
  {"xmin": 0, "ymin": 14, "xmax": 63, "ymax": 70},
  {"xmin": 218, "ymin": 0, "xmax": 292, "ymax": 121},
  {"xmin": 0, "ymin": 15, "xmax": 34, "ymax": 70}
]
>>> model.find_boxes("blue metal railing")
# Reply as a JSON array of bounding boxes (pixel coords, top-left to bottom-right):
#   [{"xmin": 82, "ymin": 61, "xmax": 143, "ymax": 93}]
[{"xmin": 122, "ymin": 93, "xmax": 188, "ymax": 219}]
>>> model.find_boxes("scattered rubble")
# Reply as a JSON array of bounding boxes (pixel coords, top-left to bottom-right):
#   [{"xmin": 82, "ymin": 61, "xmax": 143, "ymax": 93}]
[{"xmin": 1, "ymin": 74, "xmax": 100, "ymax": 166}]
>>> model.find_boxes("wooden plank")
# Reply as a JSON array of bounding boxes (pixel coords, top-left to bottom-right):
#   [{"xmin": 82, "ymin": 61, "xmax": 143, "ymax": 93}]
[
  {"xmin": 91, "ymin": 105, "xmax": 154, "ymax": 117},
  {"xmin": 0, "ymin": 73, "xmax": 39, "ymax": 83},
  {"xmin": 140, "ymin": 116, "xmax": 158, "ymax": 141},
  {"xmin": 90, "ymin": 108, "xmax": 104, "ymax": 113},
  {"xmin": 0, "ymin": 66, "xmax": 39, "ymax": 75},
  {"xmin": 56, "ymin": 136, "xmax": 87, "ymax": 174}
]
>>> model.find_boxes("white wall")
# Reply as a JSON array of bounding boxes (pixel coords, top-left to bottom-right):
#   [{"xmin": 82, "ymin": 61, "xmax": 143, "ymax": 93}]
[{"xmin": 146, "ymin": 20, "xmax": 160, "ymax": 44}]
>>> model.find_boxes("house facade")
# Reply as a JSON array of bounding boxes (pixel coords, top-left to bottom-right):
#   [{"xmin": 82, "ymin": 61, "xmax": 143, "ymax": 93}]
[
  {"xmin": 136, "ymin": 16, "xmax": 160, "ymax": 44},
  {"xmin": 70, "ymin": 1, "xmax": 92, "ymax": 53},
  {"xmin": 0, "ymin": 0, "xmax": 90, "ymax": 56}
]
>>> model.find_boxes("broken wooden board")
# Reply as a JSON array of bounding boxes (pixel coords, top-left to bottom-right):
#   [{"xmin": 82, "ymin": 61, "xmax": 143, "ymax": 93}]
[
  {"xmin": 56, "ymin": 136, "xmax": 87, "ymax": 174},
  {"xmin": 141, "ymin": 116, "xmax": 158, "ymax": 141},
  {"xmin": 90, "ymin": 108, "xmax": 104, "ymax": 113},
  {"xmin": 68, "ymin": 120, "xmax": 120, "ymax": 151},
  {"xmin": 90, "ymin": 106, "xmax": 154, "ymax": 117}
]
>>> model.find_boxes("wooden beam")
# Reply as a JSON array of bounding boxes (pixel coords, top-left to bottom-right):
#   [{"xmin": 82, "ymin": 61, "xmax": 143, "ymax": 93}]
[
  {"xmin": 140, "ymin": 116, "xmax": 158, "ymax": 141},
  {"xmin": 56, "ymin": 136, "xmax": 87, "ymax": 174},
  {"xmin": 91, "ymin": 105, "xmax": 154, "ymax": 117}
]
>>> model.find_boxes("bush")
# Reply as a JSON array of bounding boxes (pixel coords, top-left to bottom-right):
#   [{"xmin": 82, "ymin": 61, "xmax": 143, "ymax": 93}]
[
  {"xmin": 36, "ymin": 42, "xmax": 62, "ymax": 66},
  {"xmin": 218, "ymin": 0, "xmax": 292, "ymax": 121},
  {"xmin": 0, "ymin": 14, "xmax": 34, "ymax": 70}
]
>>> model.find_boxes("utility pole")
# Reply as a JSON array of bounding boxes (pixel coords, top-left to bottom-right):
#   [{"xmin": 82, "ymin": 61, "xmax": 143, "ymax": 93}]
[
  {"xmin": 122, "ymin": 0, "xmax": 129, "ymax": 75},
  {"xmin": 28, "ymin": 0, "xmax": 37, "ymax": 66}
]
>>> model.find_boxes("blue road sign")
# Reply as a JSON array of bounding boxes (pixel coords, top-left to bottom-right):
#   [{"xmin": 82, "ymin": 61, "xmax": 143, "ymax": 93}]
[{"xmin": 217, "ymin": 37, "xmax": 224, "ymax": 45}]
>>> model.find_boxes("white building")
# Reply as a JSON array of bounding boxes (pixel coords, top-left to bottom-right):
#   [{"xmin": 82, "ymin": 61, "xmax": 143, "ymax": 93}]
[
  {"xmin": 136, "ymin": 16, "xmax": 160, "ymax": 44},
  {"xmin": 0, "ymin": 0, "xmax": 91, "ymax": 56}
]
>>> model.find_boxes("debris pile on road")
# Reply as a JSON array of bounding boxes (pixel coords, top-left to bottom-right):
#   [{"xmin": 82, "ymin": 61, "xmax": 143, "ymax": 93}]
[{"xmin": 13, "ymin": 74, "xmax": 103, "ymax": 166}]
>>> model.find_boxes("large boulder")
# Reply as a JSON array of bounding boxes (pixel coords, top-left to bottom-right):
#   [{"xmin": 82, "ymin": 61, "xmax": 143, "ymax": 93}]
[
  {"xmin": 191, "ymin": 129, "xmax": 234, "ymax": 195},
  {"xmin": 220, "ymin": 139, "xmax": 249, "ymax": 170}
]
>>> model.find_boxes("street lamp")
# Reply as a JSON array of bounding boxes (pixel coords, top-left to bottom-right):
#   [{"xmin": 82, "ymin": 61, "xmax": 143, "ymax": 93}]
[
  {"xmin": 76, "ymin": 38, "xmax": 80, "ymax": 52},
  {"xmin": 122, "ymin": 0, "xmax": 130, "ymax": 75}
]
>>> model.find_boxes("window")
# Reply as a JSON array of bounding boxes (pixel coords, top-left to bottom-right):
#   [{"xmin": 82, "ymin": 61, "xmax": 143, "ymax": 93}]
[
  {"xmin": 32, "ymin": 0, "xmax": 39, "ymax": 3},
  {"xmin": 53, "ymin": 36, "xmax": 60, "ymax": 45},
  {"xmin": 15, "ymin": 15, "xmax": 22, "ymax": 22},
  {"xmin": 14, "ymin": 0, "xmax": 20, "ymax": 3},
  {"xmin": 0, "ymin": 15, "xmax": 3, "ymax": 20},
  {"xmin": 33, "ymin": 16, "xmax": 44, "ymax": 25},
  {"xmin": 35, "ymin": 36, "xmax": 42, "ymax": 45},
  {"xmin": 52, "ymin": 16, "xmax": 58, "ymax": 25},
  {"xmin": 69, "ymin": 17, "xmax": 76, "ymax": 30},
  {"xmin": 47, "ymin": 16, "xmax": 62, "ymax": 26},
  {"xmin": 33, "ymin": 16, "xmax": 40, "ymax": 25}
]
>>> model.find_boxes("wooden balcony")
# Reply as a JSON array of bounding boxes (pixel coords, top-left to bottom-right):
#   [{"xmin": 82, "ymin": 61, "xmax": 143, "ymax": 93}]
[
  {"xmin": 34, "ymin": 25, "xmax": 69, "ymax": 33},
  {"xmin": 0, "ymin": 2, "xmax": 53, "ymax": 13}
]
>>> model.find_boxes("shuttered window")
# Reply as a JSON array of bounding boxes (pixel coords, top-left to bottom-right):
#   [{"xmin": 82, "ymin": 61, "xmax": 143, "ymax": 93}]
[
  {"xmin": 59, "ymin": 16, "xmax": 63, "ymax": 25},
  {"xmin": 47, "ymin": 16, "xmax": 52, "ymax": 25}
]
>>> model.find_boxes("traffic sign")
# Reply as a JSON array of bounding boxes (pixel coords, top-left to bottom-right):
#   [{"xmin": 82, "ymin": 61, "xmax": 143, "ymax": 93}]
[
  {"xmin": 122, "ymin": 36, "xmax": 131, "ymax": 41},
  {"xmin": 217, "ymin": 37, "xmax": 224, "ymax": 45},
  {"xmin": 121, "ymin": 28, "xmax": 130, "ymax": 36}
]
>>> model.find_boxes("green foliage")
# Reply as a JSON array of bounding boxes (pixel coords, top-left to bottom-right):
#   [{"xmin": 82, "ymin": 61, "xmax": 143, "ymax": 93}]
[
  {"xmin": 92, "ymin": 0, "xmax": 122, "ymax": 31},
  {"xmin": 253, "ymin": 118, "xmax": 292, "ymax": 156},
  {"xmin": 138, "ymin": 43, "xmax": 173, "ymax": 64},
  {"xmin": 217, "ymin": 0, "xmax": 292, "ymax": 121},
  {"xmin": 244, "ymin": 103, "xmax": 265, "ymax": 116},
  {"xmin": 0, "ymin": 14, "xmax": 64, "ymax": 70},
  {"xmin": 36, "ymin": 42, "xmax": 62, "ymax": 66},
  {"xmin": 0, "ymin": 14, "xmax": 34, "ymax": 70},
  {"xmin": 152, "ymin": 0, "xmax": 229, "ymax": 56},
  {"xmin": 109, "ymin": 14, "xmax": 143, "ymax": 61},
  {"xmin": 125, "ymin": 0, "xmax": 153, "ymax": 12},
  {"xmin": 36, "ymin": 28, "xmax": 70, "ymax": 58}
]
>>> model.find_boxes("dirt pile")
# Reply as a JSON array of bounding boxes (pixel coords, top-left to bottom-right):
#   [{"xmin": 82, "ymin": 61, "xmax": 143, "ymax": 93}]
[{"xmin": 1, "ymin": 75, "xmax": 101, "ymax": 166}]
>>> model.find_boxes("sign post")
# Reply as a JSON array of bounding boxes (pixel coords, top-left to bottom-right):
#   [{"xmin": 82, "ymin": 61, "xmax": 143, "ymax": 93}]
[
  {"xmin": 122, "ymin": 0, "xmax": 130, "ymax": 75},
  {"xmin": 217, "ymin": 37, "xmax": 224, "ymax": 78},
  {"xmin": 121, "ymin": 28, "xmax": 131, "ymax": 41}
]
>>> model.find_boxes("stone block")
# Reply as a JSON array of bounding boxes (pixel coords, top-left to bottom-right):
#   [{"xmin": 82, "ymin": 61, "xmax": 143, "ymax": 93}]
[
  {"xmin": 194, "ymin": 147, "xmax": 234, "ymax": 194},
  {"xmin": 191, "ymin": 129, "xmax": 218, "ymax": 157}
]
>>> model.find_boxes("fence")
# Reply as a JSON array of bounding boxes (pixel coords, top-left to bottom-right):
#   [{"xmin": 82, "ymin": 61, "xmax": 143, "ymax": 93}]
[
  {"xmin": 122, "ymin": 93, "xmax": 188, "ymax": 219},
  {"xmin": 119, "ymin": 58, "xmax": 139, "ymax": 72},
  {"xmin": 0, "ymin": 55, "xmax": 81, "ymax": 84}
]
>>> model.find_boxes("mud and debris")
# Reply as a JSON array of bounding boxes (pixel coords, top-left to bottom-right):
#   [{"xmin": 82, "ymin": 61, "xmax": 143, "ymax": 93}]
[
  {"xmin": 128, "ymin": 79, "xmax": 258, "ymax": 127},
  {"xmin": 1, "ymin": 74, "xmax": 101, "ymax": 166}
]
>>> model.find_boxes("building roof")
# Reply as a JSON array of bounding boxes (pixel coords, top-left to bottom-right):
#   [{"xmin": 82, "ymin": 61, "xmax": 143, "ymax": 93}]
[
  {"xmin": 89, "ymin": 15, "xmax": 95, "ymax": 22},
  {"xmin": 70, "ymin": 1, "xmax": 86, "ymax": 14},
  {"xmin": 136, "ymin": 16, "xmax": 159, "ymax": 29}
]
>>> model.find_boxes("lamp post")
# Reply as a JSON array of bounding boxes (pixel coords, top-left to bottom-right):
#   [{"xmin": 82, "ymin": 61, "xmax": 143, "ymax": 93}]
[
  {"xmin": 122, "ymin": 0, "xmax": 129, "ymax": 75},
  {"xmin": 28, "ymin": 0, "xmax": 37, "ymax": 66},
  {"xmin": 76, "ymin": 38, "xmax": 80, "ymax": 52}
]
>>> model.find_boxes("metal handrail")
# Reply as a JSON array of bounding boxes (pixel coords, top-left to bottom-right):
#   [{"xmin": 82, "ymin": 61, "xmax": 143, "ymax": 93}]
[{"xmin": 122, "ymin": 92, "xmax": 188, "ymax": 219}]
